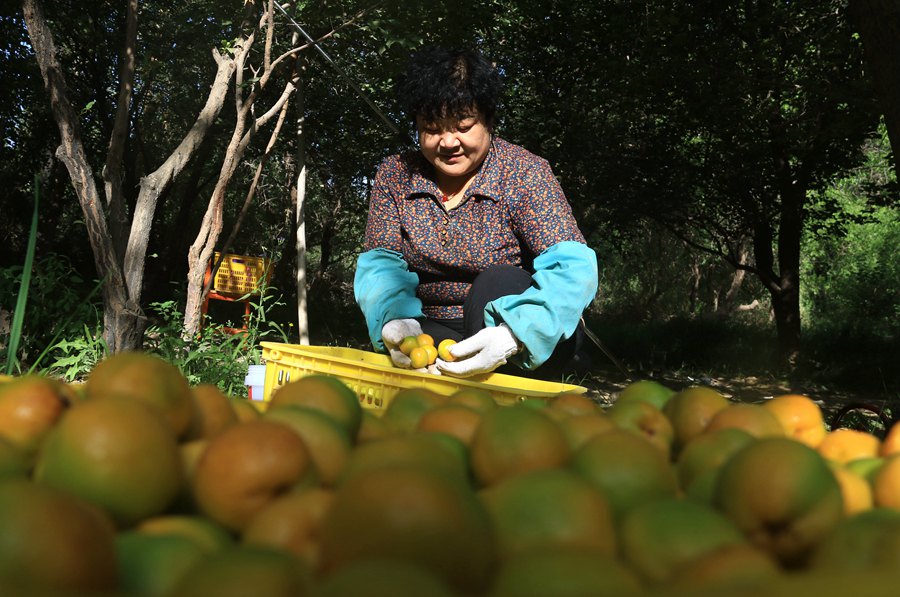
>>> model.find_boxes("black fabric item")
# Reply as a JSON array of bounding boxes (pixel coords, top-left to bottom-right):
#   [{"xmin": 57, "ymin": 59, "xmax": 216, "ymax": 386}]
[{"xmin": 420, "ymin": 264, "xmax": 590, "ymax": 379}]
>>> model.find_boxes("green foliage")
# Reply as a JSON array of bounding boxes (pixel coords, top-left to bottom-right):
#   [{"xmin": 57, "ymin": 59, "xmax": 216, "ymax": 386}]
[
  {"xmin": 0, "ymin": 254, "xmax": 99, "ymax": 374},
  {"xmin": 4, "ymin": 175, "xmax": 39, "ymax": 374},
  {"xmin": 2, "ymin": 0, "xmax": 896, "ymax": 392},
  {"xmin": 802, "ymin": 126, "xmax": 900, "ymax": 340},
  {"xmin": 142, "ymin": 290, "xmax": 291, "ymax": 396},
  {"xmin": 48, "ymin": 324, "xmax": 108, "ymax": 382},
  {"xmin": 588, "ymin": 223, "xmax": 768, "ymax": 324}
]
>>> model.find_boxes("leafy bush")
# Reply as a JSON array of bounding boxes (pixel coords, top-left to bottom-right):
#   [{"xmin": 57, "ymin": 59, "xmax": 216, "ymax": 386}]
[
  {"xmin": 0, "ymin": 254, "xmax": 102, "ymax": 373},
  {"xmin": 141, "ymin": 293, "xmax": 292, "ymax": 396},
  {"xmin": 802, "ymin": 125, "xmax": 900, "ymax": 342}
]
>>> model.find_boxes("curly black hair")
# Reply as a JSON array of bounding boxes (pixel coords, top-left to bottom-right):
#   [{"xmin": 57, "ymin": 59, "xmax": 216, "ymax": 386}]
[{"xmin": 395, "ymin": 46, "xmax": 503, "ymax": 130}]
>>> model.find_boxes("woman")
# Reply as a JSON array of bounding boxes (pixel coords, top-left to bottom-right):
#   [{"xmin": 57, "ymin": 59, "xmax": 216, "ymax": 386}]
[{"xmin": 354, "ymin": 46, "xmax": 598, "ymax": 378}]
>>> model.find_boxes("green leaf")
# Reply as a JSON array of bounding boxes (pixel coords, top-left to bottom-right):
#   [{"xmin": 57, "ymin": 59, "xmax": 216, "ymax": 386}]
[{"xmin": 6, "ymin": 176, "xmax": 40, "ymax": 375}]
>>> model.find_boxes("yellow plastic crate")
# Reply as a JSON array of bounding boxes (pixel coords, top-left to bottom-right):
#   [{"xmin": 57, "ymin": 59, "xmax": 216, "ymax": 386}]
[
  {"xmin": 260, "ymin": 342, "xmax": 587, "ymax": 413},
  {"xmin": 211, "ymin": 252, "xmax": 272, "ymax": 297}
]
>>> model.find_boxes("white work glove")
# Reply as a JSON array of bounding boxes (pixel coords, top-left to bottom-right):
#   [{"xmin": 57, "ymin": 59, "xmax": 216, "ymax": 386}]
[
  {"xmin": 436, "ymin": 324, "xmax": 521, "ymax": 377},
  {"xmin": 381, "ymin": 318, "xmax": 423, "ymax": 369}
]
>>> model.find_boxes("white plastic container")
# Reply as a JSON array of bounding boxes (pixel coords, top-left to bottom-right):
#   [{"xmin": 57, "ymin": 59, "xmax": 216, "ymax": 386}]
[{"xmin": 244, "ymin": 364, "xmax": 266, "ymax": 402}]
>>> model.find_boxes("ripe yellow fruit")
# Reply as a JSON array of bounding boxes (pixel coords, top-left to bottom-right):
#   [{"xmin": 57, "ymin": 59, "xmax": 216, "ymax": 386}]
[
  {"xmin": 422, "ymin": 344, "xmax": 439, "ymax": 365},
  {"xmin": 881, "ymin": 421, "xmax": 900, "ymax": 456},
  {"xmin": 762, "ymin": 394, "xmax": 827, "ymax": 447},
  {"xmin": 817, "ymin": 428, "xmax": 881, "ymax": 464},
  {"xmin": 409, "ymin": 346, "xmax": 430, "ymax": 369},
  {"xmin": 829, "ymin": 463, "xmax": 874, "ymax": 516},
  {"xmin": 399, "ymin": 336, "xmax": 420, "ymax": 356},
  {"xmin": 416, "ymin": 333, "xmax": 435, "ymax": 347},
  {"xmin": 872, "ymin": 453, "xmax": 900, "ymax": 509},
  {"xmin": 437, "ymin": 338, "xmax": 457, "ymax": 362}
]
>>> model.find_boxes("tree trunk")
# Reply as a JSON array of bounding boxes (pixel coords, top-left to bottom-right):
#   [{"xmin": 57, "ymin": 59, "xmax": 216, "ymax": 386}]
[
  {"xmin": 22, "ymin": 0, "xmax": 143, "ymax": 353},
  {"xmin": 102, "ymin": 0, "xmax": 138, "ymax": 263},
  {"xmin": 688, "ymin": 257, "xmax": 701, "ymax": 314},
  {"xmin": 24, "ymin": 0, "xmax": 241, "ymax": 352},
  {"xmin": 752, "ymin": 191, "xmax": 804, "ymax": 364},
  {"xmin": 848, "ymin": 0, "xmax": 900, "ymax": 177},
  {"xmin": 293, "ymin": 60, "xmax": 310, "ymax": 345},
  {"xmin": 716, "ymin": 241, "xmax": 752, "ymax": 316}
]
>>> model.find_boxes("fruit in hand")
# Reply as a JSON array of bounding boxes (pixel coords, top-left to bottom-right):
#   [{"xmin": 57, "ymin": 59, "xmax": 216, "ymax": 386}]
[
  {"xmin": 437, "ymin": 339, "xmax": 457, "ymax": 362},
  {"xmin": 399, "ymin": 336, "xmax": 420, "ymax": 356},
  {"xmin": 409, "ymin": 347, "xmax": 430, "ymax": 369},
  {"xmin": 401, "ymin": 334, "xmax": 442, "ymax": 368}
]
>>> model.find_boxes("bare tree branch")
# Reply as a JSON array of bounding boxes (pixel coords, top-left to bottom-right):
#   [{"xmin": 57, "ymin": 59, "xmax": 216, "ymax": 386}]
[
  {"xmin": 103, "ymin": 0, "xmax": 138, "ymax": 261},
  {"xmin": 122, "ymin": 51, "xmax": 239, "ymax": 302}
]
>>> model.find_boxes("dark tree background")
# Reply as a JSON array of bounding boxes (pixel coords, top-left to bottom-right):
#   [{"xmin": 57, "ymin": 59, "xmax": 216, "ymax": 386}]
[{"xmin": 1, "ymin": 0, "xmax": 897, "ymax": 392}]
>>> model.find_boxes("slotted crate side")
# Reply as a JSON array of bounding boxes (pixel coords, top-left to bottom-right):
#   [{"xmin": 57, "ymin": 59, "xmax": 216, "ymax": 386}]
[
  {"xmin": 212, "ymin": 253, "xmax": 272, "ymax": 296},
  {"xmin": 260, "ymin": 342, "xmax": 586, "ymax": 413}
]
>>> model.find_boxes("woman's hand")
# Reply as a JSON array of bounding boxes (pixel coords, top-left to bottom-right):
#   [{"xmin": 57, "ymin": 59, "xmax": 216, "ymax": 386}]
[
  {"xmin": 435, "ymin": 324, "xmax": 521, "ymax": 377},
  {"xmin": 381, "ymin": 318, "xmax": 423, "ymax": 368}
]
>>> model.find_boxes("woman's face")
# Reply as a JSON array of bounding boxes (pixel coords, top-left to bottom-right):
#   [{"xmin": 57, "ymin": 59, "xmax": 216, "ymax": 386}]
[{"xmin": 417, "ymin": 112, "xmax": 491, "ymax": 185}]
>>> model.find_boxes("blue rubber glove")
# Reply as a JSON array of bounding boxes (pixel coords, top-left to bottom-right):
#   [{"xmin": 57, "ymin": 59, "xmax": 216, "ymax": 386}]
[{"xmin": 436, "ymin": 324, "xmax": 521, "ymax": 377}]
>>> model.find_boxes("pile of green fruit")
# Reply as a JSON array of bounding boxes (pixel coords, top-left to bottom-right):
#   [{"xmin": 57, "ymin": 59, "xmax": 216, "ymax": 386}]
[{"xmin": 2, "ymin": 352, "xmax": 900, "ymax": 596}]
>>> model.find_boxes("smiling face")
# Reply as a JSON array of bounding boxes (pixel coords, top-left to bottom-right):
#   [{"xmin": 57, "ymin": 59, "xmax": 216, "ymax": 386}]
[{"xmin": 417, "ymin": 112, "xmax": 492, "ymax": 190}]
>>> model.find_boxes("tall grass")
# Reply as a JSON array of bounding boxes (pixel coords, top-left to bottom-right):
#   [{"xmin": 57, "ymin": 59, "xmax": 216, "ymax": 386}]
[{"xmin": 4, "ymin": 175, "xmax": 40, "ymax": 375}]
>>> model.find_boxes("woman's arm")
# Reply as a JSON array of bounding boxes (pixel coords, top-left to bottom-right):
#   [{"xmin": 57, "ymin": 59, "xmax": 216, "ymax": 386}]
[
  {"xmin": 483, "ymin": 240, "xmax": 598, "ymax": 369},
  {"xmin": 354, "ymin": 158, "xmax": 423, "ymax": 351},
  {"xmin": 354, "ymin": 249, "xmax": 423, "ymax": 351}
]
